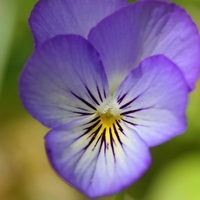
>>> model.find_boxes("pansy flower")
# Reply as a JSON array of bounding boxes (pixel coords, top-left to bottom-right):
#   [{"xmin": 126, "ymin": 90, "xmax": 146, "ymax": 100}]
[{"xmin": 20, "ymin": 0, "xmax": 200, "ymax": 198}]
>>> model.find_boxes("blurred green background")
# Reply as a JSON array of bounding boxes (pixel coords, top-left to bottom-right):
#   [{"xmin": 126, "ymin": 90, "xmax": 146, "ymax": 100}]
[{"xmin": 0, "ymin": 0, "xmax": 200, "ymax": 200}]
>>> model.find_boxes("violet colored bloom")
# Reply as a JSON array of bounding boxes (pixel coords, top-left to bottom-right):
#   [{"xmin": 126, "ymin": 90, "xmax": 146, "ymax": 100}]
[{"xmin": 20, "ymin": 0, "xmax": 200, "ymax": 198}]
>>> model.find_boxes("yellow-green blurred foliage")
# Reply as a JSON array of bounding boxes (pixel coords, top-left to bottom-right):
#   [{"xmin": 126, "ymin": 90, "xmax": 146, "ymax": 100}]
[{"xmin": 0, "ymin": 0, "xmax": 200, "ymax": 200}]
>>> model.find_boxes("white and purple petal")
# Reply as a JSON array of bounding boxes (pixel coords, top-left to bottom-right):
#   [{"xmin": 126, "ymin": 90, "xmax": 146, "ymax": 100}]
[
  {"xmin": 114, "ymin": 55, "xmax": 189, "ymax": 147},
  {"xmin": 88, "ymin": 1, "xmax": 200, "ymax": 91},
  {"xmin": 19, "ymin": 35, "xmax": 109, "ymax": 128},
  {"xmin": 29, "ymin": 0, "xmax": 129, "ymax": 47},
  {"xmin": 45, "ymin": 116, "xmax": 151, "ymax": 198}
]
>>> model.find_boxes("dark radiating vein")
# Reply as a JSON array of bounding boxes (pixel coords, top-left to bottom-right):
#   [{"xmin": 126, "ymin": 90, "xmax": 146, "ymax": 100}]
[
  {"xmin": 109, "ymin": 127, "xmax": 116, "ymax": 162},
  {"xmin": 124, "ymin": 115, "xmax": 135, "ymax": 119},
  {"xmin": 85, "ymin": 86, "xmax": 100, "ymax": 106},
  {"xmin": 76, "ymin": 107, "xmax": 88, "ymax": 111},
  {"xmin": 121, "ymin": 108, "xmax": 144, "ymax": 116},
  {"xmin": 87, "ymin": 124, "xmax": 102, "ymax": 139},
  {"xmin": 84, "ymin": 134, "xmax": 97, "ymax": 151},
  {"xmin": 103, "ymin": 89, "xmax": 107, "ymax": 99},
  {"xmin": 122, "ymin": 118, "xmax": 137, "ymax": 126},
  {"xmin": 71, "ymin": 91, "xmax": 96, "ymax": 110},
  {"xmin": 98, "ymin": 128, "xmax": 106, "ymax": 156},
  {"xmin": 117, "ymin": 93, "xmax": 128, "ymax": 104},
  {"xmin": 115, "ymin": 120, "xmax": 125, "ymax": 136},
  {"xmin": 113, "ymin": 123, "xmax": 123, "ymax": 146},
  {"xmin": 119, "ymin": 94, "xmax": 141, "ymax": 109},
  {"xmin": 84, "ymin": 125, "xmax": 102, "ymax": 151},
  {"xmin": 84, "ymin": 120, "xmax": 101, "ymax": 132},
  {"xmin": 103, "ymin": 129, "xmax": 107, "ymax": 155},
  {"xmin": 84, "ymin": 116, "xmax": 100, "ymax": 125},
  {"xmin": 92, "ymin": 128, "xmax": 103, "ymax": 151},
  {"xmin": 78, "ymin": 120, "xmax": 101, "ymax": 139},
  {"xmin": 73, "ymin": 111, "xmax": 94, "ymax": 116},
  {"xmin": 96, "ymin": 85, "xmax": 103, "ymax": 102}
]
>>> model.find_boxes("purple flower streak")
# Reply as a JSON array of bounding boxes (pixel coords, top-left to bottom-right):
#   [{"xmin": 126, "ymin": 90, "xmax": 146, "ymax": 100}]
[{"xmin": 19, "ymin": 0, "xmax": 200, "ymax": 198}]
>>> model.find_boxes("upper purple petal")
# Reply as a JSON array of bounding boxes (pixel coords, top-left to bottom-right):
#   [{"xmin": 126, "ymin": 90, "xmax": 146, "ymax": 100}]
[
  {"xmin": 88, "ymin": 1, "xmax": 200, "ymax": 91},
  {"xmin": 114, "ymin": 55, "xmax": 189, "ymax": 147},
  {"xmin": 29, "ymin": 0, "xmax": 129, "ymax": 47},
  {"xmin": 19, "ymin": 35, "xmax": 109, "ymax": 128}
]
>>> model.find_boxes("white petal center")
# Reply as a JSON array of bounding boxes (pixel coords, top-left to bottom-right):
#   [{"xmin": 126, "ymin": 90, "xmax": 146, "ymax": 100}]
[{"xmin": 97, "ymin": 96, "xmax": 120, "ymax": 116}]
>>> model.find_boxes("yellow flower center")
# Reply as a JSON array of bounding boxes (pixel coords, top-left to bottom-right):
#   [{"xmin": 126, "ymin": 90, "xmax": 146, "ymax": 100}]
[
  {"xmin": 83, "ymin": 96, "xmax": 123, "ymax": 157},
  {"xmin": 100, "ymin": 109, "xmax": 120, "ymax": 127},
  {"xmin": 102, "ymin": 111, "xmax": 121, "ymax": 143}
]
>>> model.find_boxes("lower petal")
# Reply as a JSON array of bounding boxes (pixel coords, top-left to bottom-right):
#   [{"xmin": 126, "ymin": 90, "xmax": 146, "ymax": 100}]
[{"xmin": 45, "ymin": 116, "xmax": 151, "ymax": 198}]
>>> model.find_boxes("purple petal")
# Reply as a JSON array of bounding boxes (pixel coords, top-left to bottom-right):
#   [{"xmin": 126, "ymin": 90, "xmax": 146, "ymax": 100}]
[
  {"xmin": 114, "ymin": 55, "xmax": 189, "ymax": 147},
  {"xmin": 19, "ymin": 35, "xmax": 109, "ymax": 128},
  {"xmin": 45, "ymin": 116, "xmax": 151, "ymax": 198},
  {"xmin": 88, "ymin": 1, "xmax": 200, "ymax": 91},
  {"xmin": 29, "ymin": 0, "xmax": 129, "ymax": 47}
]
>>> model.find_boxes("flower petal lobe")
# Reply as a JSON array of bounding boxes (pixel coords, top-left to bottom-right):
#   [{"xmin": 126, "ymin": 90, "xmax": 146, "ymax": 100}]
[
  {"xmin": 29, "ymin": 0, "xmax": 129, "ymax": 46},
  {"xmin": 88, "ymin": 1, "xmax": 200, "ymax": 91},
  {"xmin": 114, "ymin": 55, "xmax": 189, "ymax": 146},
  {"xmin": 45, "ymin": 117, "xmax": 151, "ymax": 198},
  {"xmin": 19, "ymin": 35, "xmax": 109, "ymax": 128}
]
